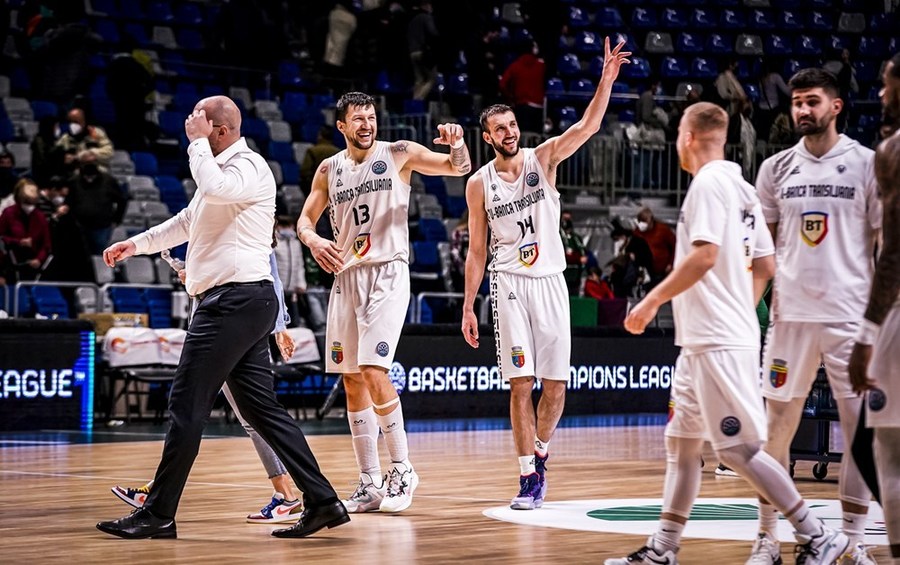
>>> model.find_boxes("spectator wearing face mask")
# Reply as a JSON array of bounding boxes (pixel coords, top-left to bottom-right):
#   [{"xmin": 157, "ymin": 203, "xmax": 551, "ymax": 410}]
[
  {"xmin": 54, "ymin": 108, "xmax": 115, "ymax": 170},
  {"xmin": 633, "ymin": 207, "xmax": 675, "ymax": 286},
  {"xmin": 68, "ymin": 153, "xmax": 126, "ymax": 256},
  {"xmin": 0, "ymin": 179, "xmax": 52, "ymax": 282}
]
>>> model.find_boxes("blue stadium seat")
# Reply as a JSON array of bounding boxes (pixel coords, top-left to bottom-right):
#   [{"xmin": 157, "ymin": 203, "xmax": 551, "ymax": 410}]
[
  {"xmin": 15, "ymin": 287, "xmax": 33, "ymax": 317},
  {"xmin": 281, "ymin": 162, "xmax": 300, "ymax": 185},
  {"xmin": 691, "ymin": 57, "xmax": 718, "ymax": 80},
  {"xmin": 418, "ymin": 218, "xmax": 448, "ymax": 242},
  {"xmin": 720, "ymin": 10, "xmax": 745, "ymax": 29},
  {"xmin": 855, "ymin": 61, "xmax": 879, "ymax": 83},
  {"xmin": 690, "ymin": 9, "xmax": 715, "ymax": 29},
  {"xmin": 242, "ymin": 118, "xmax": 270, "ymax": 145},
  {"xmin": 0, "ymin": 118, "xmax": 14, "ymax": 143},
  {"xmin": 146, "ymin": 0, "xmax": 174, "ymax": 23},
  {"xmin": 410, "ymin": 241, "xmax": 440, "ymax": 272},
  {"xmin": 631, "ymin": 7, "xmax": 657, "ymax": 29},
  {"xmin": 155, "ymin": 175, "xmax": 188, "ymax": 212},
  {"xmin": 30, "ymin": 100, "xmax": 58, "ymax": 120},
  {"xmin": 808, "ymin": 0, "xmax": 831, "ymax": 7},
  {"xmin": 779, "ymin": 10, "xmax": 803, "ymax": 30},
  {"xmin": 795, "ymin": 35, "xmax": 821, "ymax": 56},
  {"xmin": 570, "ymin": 78, "xmax": 595, "ymax": 93},
  {"xmin": 90, "ymin": 0, "xmax": 120, "ymax": 17},
  {"xmin": 32, "ymin": 286, "xmax": 70, "ymax": 319},
  {"xmin": 622, "ymin": 57, "xmax": 651, "ymax": 79},
  {"xmin": 749, "ymin": 10, "xmax": 775, "ymax": 30},
  {"xmin": 744, "ymin": 84, "xmax": 760, "ymax": 103},
  {"xmin": 558, "ymin": 53, "xmax": 582, "ymax": 77},
  {"xmin": 661, "ymin": 8, "xmax": 688, "ymax": 29},
  {"xmin": 157, "ymin": 111, "xmax": 183, "ymax": 139},
  {"xmin": 706, "ymin": 34, "xmax": 733, "ymax": 54},
  {"xmin": 596, "ymin": 7, "xmax": 624, "ymax": 28},
  {"xmin": 546, "ymin": 77, "xmax": 565, "ymax": 99},
  {"xmin": 827, "ymin": 35, "xmax": 846, "ymax": 52},
  {"xmin": 661, "ymin": 57, "xmax": 689, "ymax": 79},
  {"xmin": 784, "ymin": 59, "xmax": 802, "ymax": 79},
  {"xmin": 132, "ymin": 152, "xmax": 159, "ymax": 176},
  {"xmin": 175, "ymin": 29, "xmax": 204, "ymax": 51},
  {"xmin": 889, "ymin": 37, "xmax": 898, "ymax": 55},
  {"xmin": 94, "ymin": 20, "xmax": 121, "ymax": 45},
  {"xmin": 558, "ymin": 106, "xmax": 577, "ymax": 130},
  {"xmin": 619, "ymin": 109, "xmax": 636, "ymax": 123},
  {"xmin": 109, "ymin": 288, "xmax": 147, "ymax": 314},
  {"xmin": 174, "ymin": 2, "xmax": 203, "ymax": 25},
  {"xmin": 858, "ymin": 36, "xmax": 885, "ymax": 59},
  {"xmin": 807, "ymin": 12, "xmax": 832, "ymax": 31},
  {"xmin": 445, "ymin": 196, "xmax": 467, "ymax": 219},
  {"xmin": 575, "ymin": 31, "xmax": 603, "ymax": 53},
  {"xmin": 119, "ymin": 0, "xmax": 145, "ymax": 19},
  {"xmin": 568, "ymin": 6, "xmax": 590, "ymax": 28},
  {"xmin": 677, "ymin": 32, "xmax": 703, "ymax": 54},
  {"xmin": 587, "ymin": 55, "xmax": 605, "ymax": 77},
  {"xmin": 447, "ymin": 74, "xmax": 469, "ymax": 95},
  {"xmin": 612, "ymin": 32, "xmax": 639, "ymax": 54},
  {"xmin": 122, "ymin": 23, "xmax": 151, "ymax": 47},
  {"xmin": 268, "ymin": 141, "xmax": 294, "ymax": 162},
  {"xmin": 765, "ymin": 34, "xmax": 792, "ymax": 56},
  {"xmin": 841, "ymin": 0, "xmax": 866, "ymax": 10},
  {"xmin": 869, "ymin": 13, "xmax": 896, "ymax": 32}
]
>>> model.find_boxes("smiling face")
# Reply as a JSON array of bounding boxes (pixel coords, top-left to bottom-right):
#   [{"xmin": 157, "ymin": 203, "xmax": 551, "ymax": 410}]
[
  {"xmin": 338, "ymin": 104, "xmax": 378, "ymax": 151},
  {"xmin": 482, "ymin": 110, "xmax": 520, "ymax": 158},
  {"xmin": 790, "ymin": 86, "xmax": 841, "ymax": 137}
]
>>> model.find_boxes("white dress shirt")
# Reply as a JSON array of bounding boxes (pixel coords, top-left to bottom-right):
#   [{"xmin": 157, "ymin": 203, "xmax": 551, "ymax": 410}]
[{"xmin": 130, "ymin": 137, "xmax": 276, "ymax": 296}]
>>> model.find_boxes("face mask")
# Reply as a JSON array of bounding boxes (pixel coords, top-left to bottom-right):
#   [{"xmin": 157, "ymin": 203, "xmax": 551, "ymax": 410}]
[
  {"xmin": 613, "ymin": 239, "xmax": 625, "ymax": 255},
  {"xmin": 68, "ymin": 123, "xmax": 83, "ymax": 136},
  {"xmin": 52, "ymin": 196, "xmax": 65, "ymax": 205},
  {"xmin": 20, "ymin": 204, "xmax": 35, "ymax": 214},
  {"xmin": 636, "ymin": 221, "xmax": 649, "ymax": 232}
]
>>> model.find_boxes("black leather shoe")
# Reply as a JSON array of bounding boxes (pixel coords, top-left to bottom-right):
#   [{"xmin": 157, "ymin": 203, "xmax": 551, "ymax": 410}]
[
  {"xmin": 271, "ymin": 500, "xmax": 350, "ymax": 538},
  {"xmin": 97, "ymin": 507, "xmax": 177, "ymax": 539}
]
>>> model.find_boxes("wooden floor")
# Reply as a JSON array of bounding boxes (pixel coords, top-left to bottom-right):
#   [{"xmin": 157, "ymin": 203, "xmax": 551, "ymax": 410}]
[{"xmin": 0, "ymin": 423, "xmax": 889, "ymax": 564}]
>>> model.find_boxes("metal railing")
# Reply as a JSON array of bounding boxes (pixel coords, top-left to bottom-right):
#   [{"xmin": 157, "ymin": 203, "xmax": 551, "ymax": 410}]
[
  {"xmin": 13, "ymin": 281, "xmax": 100, "ymax": 318},
  {"xmin": 99, "ymin": 283, "xmax": 175, "ymax": 312}
]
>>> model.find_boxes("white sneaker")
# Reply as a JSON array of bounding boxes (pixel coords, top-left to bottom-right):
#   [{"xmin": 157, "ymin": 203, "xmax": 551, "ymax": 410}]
[
  {"xmin": 341, "ymin": 472, "xmax": 386, "ymax": 513},
  {"xmin": 604, "ymin": 536, "xmax": 677, "ymax": 565},
  {"xmin": 839, "ymin": 542, "xmax": 877, "ymax": 565},
  {"xmin": 378, "ymin": 462, "xmax": 419, "ymax": 513},
  {"xmin": 715, "ymin": 463, "xmax": 740, "ymax": 477},
  {"xmin": 794, "ymin": 523, "xmax": 850, "ymax": 565},
  {"xmin": 746, "ymin": 533, "xmax": 783, "ymax": 564},
  {"xmin": 245, "ymin": 492, "xmax": 303, "ymax": 523}
]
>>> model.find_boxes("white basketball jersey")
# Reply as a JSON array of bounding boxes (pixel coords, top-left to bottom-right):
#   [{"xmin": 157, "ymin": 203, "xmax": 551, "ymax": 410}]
[
  {"xmin": 325, "ymin": 141, "xmax": 411, "ymax": 271},
  {"xmin": 479, "ymin": 149, "xmax": 566, "ymax": 277},
  {"xmin": 756, "ymin": 135, "xmax": 881, "ymax": 323},
  {"xmin": 673, "ymin": 161, "xmax": 775, "ymax": 350}
]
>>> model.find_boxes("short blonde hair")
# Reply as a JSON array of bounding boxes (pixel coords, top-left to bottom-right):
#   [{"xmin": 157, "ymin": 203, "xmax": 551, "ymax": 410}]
[{"xmin": 683, "ymin": 102, "xmax": 728, "ymax": 135}]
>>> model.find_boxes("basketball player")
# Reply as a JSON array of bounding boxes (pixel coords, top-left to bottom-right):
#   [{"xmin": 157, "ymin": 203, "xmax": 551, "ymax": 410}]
[
  {"xmin": 461, "ymin": 37, "xmax": 629, "ymax": 510},
  {"xmin": 751, "ymin": 68, "xmax": 881, "ymax": 565},
  {"xmin": 849, "ymin": 52, "xmax": 900, "ymax": 565},
  {"xmin": 296, "ymin": 92, "xmax": 471, "ymax": 514},
  {"xmin": 607, "ymin": 102, "xmax": 848, "ymax": 565}
]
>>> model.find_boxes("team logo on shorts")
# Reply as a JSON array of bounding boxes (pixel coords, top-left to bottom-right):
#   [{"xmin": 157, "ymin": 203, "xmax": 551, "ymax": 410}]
[
  {"xmin": 511, "ymin": 346, "xmax": 526, "ymax": 369},
  {"xmin": 800, "ymin": 211, "xmax": 829, "ymax": 247},
  {"xmin": 525, "ymin": 172, "xmax": 540, "ymax": 187},
  {"xmin": 376, "ymin": 341, "xmax": 390, "ymax": 357},
  {"xmin": 353, "ymin": 233, "xmax": 372, "ymax": 258},
  {"xmin": 868, "ymin": 388, "xmax": 887, "ymax": 412},
  {"xmin": 331, "ymin": 342, "xmax": 344, "ymax": 364},
  {"xmin": 721, "ymin": 416, "xmax": 741, "ymax": 437},
  {"xmin": 371, "ymin": 160, "xmax": 387, "ymax": 175},
  {"xmin": 518, "ymin": 242, "xmax": 539, "ymax": 267},
  {"xmin": 769, "ymin": 359, "xmax": 788, "ymax": 388}
]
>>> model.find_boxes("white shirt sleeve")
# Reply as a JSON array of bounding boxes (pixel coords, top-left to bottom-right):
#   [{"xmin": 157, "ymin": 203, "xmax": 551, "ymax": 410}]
[
  {"xmin": 684, "ymin": 177, "xmax": 727, "ymax": 246},
  {"xmin": 188, "ymin": 138, "xmax": 269, "ymax": 205},
  {"xmin": 755, "ymin": 159, "xmax": 780, "ymax": 224},
  {"xmin": 129, "ymin": 206, "xmax": 192, "ymax": 255}
]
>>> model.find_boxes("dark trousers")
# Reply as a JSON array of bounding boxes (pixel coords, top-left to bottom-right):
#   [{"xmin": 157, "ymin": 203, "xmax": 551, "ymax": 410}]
[{"xmin": 143, "ymin": 282, "xmax": 338, "ymax": 519}]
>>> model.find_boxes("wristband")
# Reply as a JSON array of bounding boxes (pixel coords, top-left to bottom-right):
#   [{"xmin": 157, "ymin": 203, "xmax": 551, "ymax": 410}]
[
  {"xmin": 450, "ymin": 138, "xmax": 464, "ymax": 149},
  {"xmin": 854, "ymin": 319, "xmax": 880, "ymax": 346}
]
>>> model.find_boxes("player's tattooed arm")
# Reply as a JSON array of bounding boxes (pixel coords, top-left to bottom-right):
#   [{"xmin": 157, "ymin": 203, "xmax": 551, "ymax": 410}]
[
  {"xmin": 450, "ymin": 143, "xmax": 472, "ymax": 174},
  {"xmin": 864, "ymin": 135, "xmax": 900, "ymax": 325},
  {"xmin": 390, "ymin": 141, "xmax": 409, "ymax": 153}
]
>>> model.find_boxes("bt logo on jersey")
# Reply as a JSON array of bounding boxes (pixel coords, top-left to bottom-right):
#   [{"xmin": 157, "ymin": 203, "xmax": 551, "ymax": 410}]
[
  {"xmin": 800, "ymin": 211, "xmax": 829, "ymax": 247},
  {"xmin": 518, "ymin": 242, "xmax": 539, "ymax": 267},
  {"xmin": 353, "ymin": 233, "xmax": 372, "ymax": 258}
]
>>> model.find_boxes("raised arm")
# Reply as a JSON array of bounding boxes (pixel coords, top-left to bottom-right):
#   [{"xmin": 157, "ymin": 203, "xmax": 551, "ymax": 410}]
[
  {"xmin": 461, "ymin": 174, "xmax": 488, "ymax": 349},
  {"xmin": 296, "ymin": 161, "xmax": 343, "ymax": 274},
  {"xmin": 534, "ymin": 37, "xmax": 630, "ymax": 175},
  {"xmin": 393, "ymin": 123, "xmax": 471, "ymax": 177}
]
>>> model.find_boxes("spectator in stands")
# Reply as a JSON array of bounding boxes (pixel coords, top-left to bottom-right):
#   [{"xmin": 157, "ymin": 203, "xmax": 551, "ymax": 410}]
[
  {"xmin": 583, "ymin": 266, "xmax": 614, "ymax": 301},
  {"xmin": 300, "ymin": 126, "xmax": 340, "ymax": 193},
  {"xmin": 499, "ymin": 41, "xmax": 546, "ymax": 134},
  {"xmin": 106, "ymin": 41, "xmax": 155, "ymax": 151},
  {"xmin": 756, "ymin": 60, "xmax": 791, "ymax": 144},
  {"xmin": 735, "ymin": 97, "xmax": 758, "ymax": 180},
  {"xmin": 635, "ymin": 77, "xmax": 668, "ymax": 189},
  {"xmin": 0, "ymin": 151, "xmax": 19, "ymax": 202},
  {"xmin": 37, "ymin": 175, "xmax": 91, "ymax": 282},
  {"xmin": 68, "ymin": 153, "xmax": 126, "ymax": 256},
  {"xmin": 667, "ymin": 85, "xmax": 701, "ymax": 141},
  {"xmin": 54, "ymin": 108, "xmax": 114, "ymax": 171},
  {"xmin": 823, "ymin": 49, "xmax": 859, "ymax": 132},
  {"xmin": 560, "ymin": 211, "xmax": 587, "ymax": 295},
  {"xmin": 30, "ymin": 116, "xmax": 63, "ymax": 188},
  {"xmin": 607, "ymin": 219, "xmax": 653, "ymax": 298},
  {"xmin": 323, "ymin": 1, "xmax": 360, "ymax": 70},
  {"xmin": 715, "ymin": 57, "xmax": 749, "ymax": 120},
  {"xmin": 274, "ymin": 215, "xmax": 324, "ymax": 331},
  {"xmin": 633, "ymin": 207, "xmax": 675, "ymax": 287},
  {"xmin": 408, "ymin": 1, "xmax": 439, "ymax": 100},
  {"xmin": 449, "ymin": 211, "xmax": 469, "ymax": 292},
  {"xmin": 0, "ymin": 179, "xmax": 52, "ymax": 282}
]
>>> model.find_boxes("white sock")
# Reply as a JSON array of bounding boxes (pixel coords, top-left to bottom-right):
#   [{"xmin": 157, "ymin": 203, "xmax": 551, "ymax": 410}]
[
  {"xmin": 654, "ymin": 519, "xmax": 684, "ymax": 553},
  {"xmin": 348, "ymin": 406, "xmax": 381, "ymax": 479},
  {"xmin": 759, "ymin": 501, "xmax": 779, "ymax": 538},
  {"xmin": 518, "ymin": 455, "xmax": 535, "ymax": 475},
  {"xmin": 842, "ymin": 511, "xmax": 867, "ymax": 547},
  {"xmin": 376, "ymin": 403, "xmax": 409, "ymax": 466},
  {"xmin": 535, "ymin": 437, "xmax": 549, "ymax": 458},
  {"xmin": 787, "ymin": 505, "xmax": 821, "ymax": 537}
]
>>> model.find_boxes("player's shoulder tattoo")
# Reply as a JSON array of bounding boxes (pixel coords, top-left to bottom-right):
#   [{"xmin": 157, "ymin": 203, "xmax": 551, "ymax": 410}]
[
  {"xmin": 391, "ymin": 141, "xmax": 409, "ymax": 153},
  {"xmin": 318, "ymin": 161, "xmax": 329, "ymax": 175}
]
